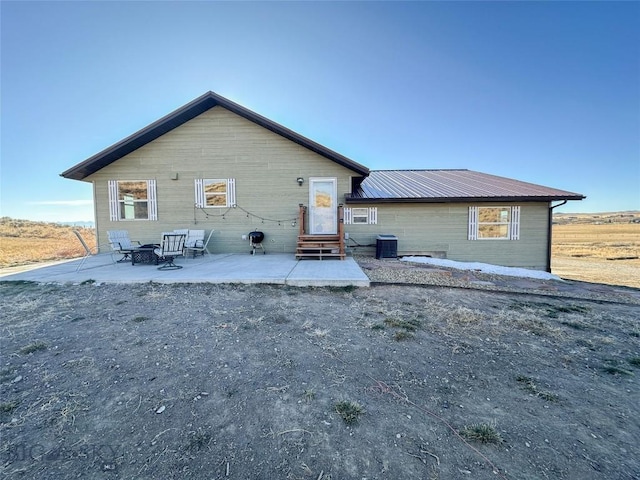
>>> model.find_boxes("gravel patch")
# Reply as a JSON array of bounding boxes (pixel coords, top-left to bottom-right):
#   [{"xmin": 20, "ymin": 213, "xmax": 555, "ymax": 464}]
[{"xmin": 354, "ymin": 256, "xmax": 640, "ymax": 305}]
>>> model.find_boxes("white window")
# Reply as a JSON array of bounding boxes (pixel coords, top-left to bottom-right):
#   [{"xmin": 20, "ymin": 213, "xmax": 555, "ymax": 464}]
[
  {"xmin": 468, "ymin": 206, "xmax": 520, "ymax": 240},
  {"xmin": 108, "ymin": 180, "xmax": 157, "ymax": 221},
  {"xmin": 344, "ymin": 207, "xmax": 377, "ymax": 225},
  {"xmin": 351, "ymin": 208, "xmax": 369, "ymax": 224},
  {"xmin": 195, "ymin": 179, "xmax": 236, "ymax": 208}
]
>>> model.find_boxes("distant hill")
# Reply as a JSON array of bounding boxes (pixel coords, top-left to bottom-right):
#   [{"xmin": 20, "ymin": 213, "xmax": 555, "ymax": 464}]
[
  {"xmin": 58, "ymin": 220, "xmax": 95, "ymax": 228},
  {"xmin": 553, "ymin": 211, "xmax": 640, "ymax": 225},
  {"xmin": 0, "ymin": 217, "xmax": 95, "ymax": 238}
]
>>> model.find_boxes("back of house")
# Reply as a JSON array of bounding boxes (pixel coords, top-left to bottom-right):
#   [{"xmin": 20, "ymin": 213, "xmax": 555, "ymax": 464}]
[{"xmin": 61, "ymin": 91, "xmax": 584, "ymax": 271}]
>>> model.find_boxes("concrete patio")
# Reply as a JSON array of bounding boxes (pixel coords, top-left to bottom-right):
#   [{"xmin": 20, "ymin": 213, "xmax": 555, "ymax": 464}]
[{"xmin": 0, "ymin": 253, "xmax": 371, "ymax": 287}]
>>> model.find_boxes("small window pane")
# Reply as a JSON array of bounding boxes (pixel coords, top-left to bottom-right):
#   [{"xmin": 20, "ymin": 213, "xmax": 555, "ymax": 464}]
[
  {"xmin": 120, "ymin": 202, "xmax": 148, "ymax": 220},
  {"xmin": 206, "ymin": 195, "xmax": 227, "ymax": 207},
  {"xmin": 204, "ymin": 180, "xmax": 226, "ymax": 194},
  {"xmin": 478, "ymin": 224, "xmax": 509, "ymax": 239},
  {"xmin": 118, "ymin": 181, "xmax": 147, "ymax": 201},
  {"xmin": 314, "ymin": 192, "xmax": 332, "ymax": 208},
  {"xmin": 478, "ymin": 207, "xmax": 510, "ymax": 223}
]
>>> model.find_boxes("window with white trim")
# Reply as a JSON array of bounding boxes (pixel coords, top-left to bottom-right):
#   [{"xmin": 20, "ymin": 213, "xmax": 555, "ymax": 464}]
[
  {"xmin": 468, "ymin": 206, "xmax": 520, "ymax": 240},
  {"xmin": 195, "ymin": 179, "xmax": 236, "ymax": 208},
  {"xmin": 108, "ymin": 180, "xmax": 157, "ymax": 221},
  {"xmin": 344, "ymin": 207, "xmax": 377, "ymax": 225}
]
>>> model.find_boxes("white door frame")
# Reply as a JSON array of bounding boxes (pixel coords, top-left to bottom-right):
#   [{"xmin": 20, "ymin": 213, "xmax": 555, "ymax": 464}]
[{"xmin": 309, "ymin": 177, "xmax": 337, "ymax": 235}]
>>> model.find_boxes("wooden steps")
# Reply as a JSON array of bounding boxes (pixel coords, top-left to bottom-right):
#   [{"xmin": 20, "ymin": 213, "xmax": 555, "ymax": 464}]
[{"xmin": 296, "ymin": 234, "xmax": 345, "ymax": 260}]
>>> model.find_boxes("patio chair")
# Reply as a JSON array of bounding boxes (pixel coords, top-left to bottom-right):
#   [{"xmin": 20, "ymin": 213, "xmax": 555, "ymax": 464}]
[
  {"xmin": 154, "ymin": 233, "xmax": 186, "ymax": 270},
  {"xmin": 174, "ymin": 229, "xmax": 213, "ymax": 258},
  {"xmin": 72, "ymin": 230, "xmax": 102, "ymax": 272},
  {"xmin": 107, "ymin": 230, "xmax": 141, "ymax": 263},
  {"xmin": 197, "ymin": 229, "xmax": 215, "ymax": 256},
  {"xmin": 188, "ymin": 230, "xmax": 212, "ymax": 257}
]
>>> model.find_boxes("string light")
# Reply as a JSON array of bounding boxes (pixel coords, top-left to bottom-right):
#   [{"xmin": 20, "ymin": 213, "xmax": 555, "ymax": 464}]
[{"xmin": 195, "ymin": 203, "xmax": 298, "ymax": 225}]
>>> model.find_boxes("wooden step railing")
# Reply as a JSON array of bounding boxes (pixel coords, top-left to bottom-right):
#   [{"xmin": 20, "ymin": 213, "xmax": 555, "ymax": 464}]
[
  {"xmin": 298, "ymin": 204, "xmax": 306, "ymax": 237},
  {"xmin": 296, "ymin": 204, "xmax": 345, "ymax": 260}
]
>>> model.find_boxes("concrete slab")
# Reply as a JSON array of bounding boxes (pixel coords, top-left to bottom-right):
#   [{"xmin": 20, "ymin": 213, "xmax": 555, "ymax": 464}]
[
  {"xmin": 287, "ymin": 258, "xmax": 370, "ymax": 287},
  {"xmin": 0, "ymin": 253, "xmax": 370, "ymax": 287}
]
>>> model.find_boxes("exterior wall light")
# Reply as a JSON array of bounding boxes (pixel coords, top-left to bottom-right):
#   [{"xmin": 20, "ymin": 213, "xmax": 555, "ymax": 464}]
[{"xmin": 297, "ymin": 177, "xmax": 304, "ymax": 186}]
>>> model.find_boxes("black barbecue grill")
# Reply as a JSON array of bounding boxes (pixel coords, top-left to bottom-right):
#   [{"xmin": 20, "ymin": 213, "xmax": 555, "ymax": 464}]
[{"xmin": 248, "ymin": 231, "xmax": 265, "ymax": 255}]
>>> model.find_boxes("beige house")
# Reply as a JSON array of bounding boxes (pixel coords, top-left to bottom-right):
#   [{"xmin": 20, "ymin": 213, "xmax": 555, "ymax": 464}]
[{"xmin": 61, "ymin": 91, "xmax": 584, "ymax": 271}]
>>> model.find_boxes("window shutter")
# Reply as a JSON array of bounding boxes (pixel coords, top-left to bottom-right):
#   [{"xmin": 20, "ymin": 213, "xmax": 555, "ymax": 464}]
[
  {"xmin": 468, "ymin": 206, "xmax": 478, "ymax": 240},
  {"xmin": 108, "ymin": 180, "xmax": 119, "ymax": 221},
  {"xmin": 147, "ymin": 179, "xmax": 157, "ymax": 221},
  {"xmin": 195, "ymin": 179, "xmax": 204, "ymax": 208},
  {"xmin": 227, "ymin": 178, "xmax": 236, "ymax": 207},
  {"xmin": 510, "ymin": 206, "xmax": 520, "ymax": 240},
  {"xmin": 343, "ymin": 207, "xmax": 352, "ymax": 225},
  {"xmin": 368, "ymin": 207, "xmax": 378, "ymax": 225}
]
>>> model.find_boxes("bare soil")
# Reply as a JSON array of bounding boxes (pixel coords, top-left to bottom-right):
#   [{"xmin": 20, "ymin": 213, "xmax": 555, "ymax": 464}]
[
  {"xmin": 551, "ymin": 215, "xmax": 640, "ymax": 289},
  {"xmin": 1, "ymin": 280, "xmax": 639, "ymax": 479},
  {"xmin": 551, "ymin": 257, "xmax": 640, "ymax": 290}
]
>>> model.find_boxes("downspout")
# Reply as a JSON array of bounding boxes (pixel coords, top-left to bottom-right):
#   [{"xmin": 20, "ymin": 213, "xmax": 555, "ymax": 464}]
[
  {"xmin": 547, "ymin": 200, "xmax": 567, "ymax": 273},
  {"xmin": 91, "ymin": 181, "xmax": 101, "ymax": 252}
]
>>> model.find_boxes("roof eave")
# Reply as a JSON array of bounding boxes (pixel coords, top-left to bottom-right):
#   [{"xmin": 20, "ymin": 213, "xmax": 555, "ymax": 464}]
[{"xmin": 60, "ymin": 92, "xmax": 218, "ymax": 181}]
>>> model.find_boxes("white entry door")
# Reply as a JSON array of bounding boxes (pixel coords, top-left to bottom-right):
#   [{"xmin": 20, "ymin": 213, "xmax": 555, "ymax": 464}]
[{"xmin": 309, "ymin": 178, "xmax": 337, "ymax": 234}]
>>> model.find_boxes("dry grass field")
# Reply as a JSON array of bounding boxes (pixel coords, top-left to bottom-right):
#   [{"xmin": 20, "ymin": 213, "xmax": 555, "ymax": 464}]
[
  {"xmin": 0, "ymin": 218, "xmax": 95, "ymax": 269},
  {"xmin": 553, "ymin": 223, "xmax": 640, "ymax": 260},
  {"xmin": 552, "ymin": 212, "xmax": 640, "ymax": 289}
]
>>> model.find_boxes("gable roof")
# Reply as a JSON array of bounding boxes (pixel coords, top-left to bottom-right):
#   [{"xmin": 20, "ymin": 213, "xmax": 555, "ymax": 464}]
[
  {"xmin": 347, "ymin": 169, "xmax": 585, "ymax": 203},
  {"xmin": 60, "ymin": 91, "xmax": 370, "ymax": 180}
]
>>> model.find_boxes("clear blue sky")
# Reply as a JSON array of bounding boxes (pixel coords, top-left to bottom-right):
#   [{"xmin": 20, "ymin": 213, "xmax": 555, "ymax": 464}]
[{"xmin": 1, "ymin": 1, "xmax": 638, "ymax": 222}]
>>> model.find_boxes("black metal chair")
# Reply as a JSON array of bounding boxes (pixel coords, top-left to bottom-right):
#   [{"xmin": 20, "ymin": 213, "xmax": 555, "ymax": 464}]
[{"xmin": 154, "ymin": 233, "xmax": 186, "ymax": 270}]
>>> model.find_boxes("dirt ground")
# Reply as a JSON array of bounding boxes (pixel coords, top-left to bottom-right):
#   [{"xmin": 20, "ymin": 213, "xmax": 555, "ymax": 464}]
[
  {"xmin": 551, "ymin": 256, "xmax": 640, "ymax": 290},
  {"xmin": 1, "ymin": 280, "xmax": 639, "ymax": 480}
]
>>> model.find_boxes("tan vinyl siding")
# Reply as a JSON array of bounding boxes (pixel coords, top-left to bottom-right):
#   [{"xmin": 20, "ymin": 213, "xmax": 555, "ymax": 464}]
[
  {"xmin": 343, "ymin": 203, "xmax": 550, "ymax": 270},
  {"xmin": 88, "ymin": 107, "xmax": 356, "ymax": 253},
  {"xmin": 87, "ymin": 105, "xmax": 551, "ymax": 269}
]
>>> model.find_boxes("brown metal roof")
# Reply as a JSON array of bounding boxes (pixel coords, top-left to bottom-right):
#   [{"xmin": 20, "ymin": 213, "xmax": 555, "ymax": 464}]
[
  {"xmin": 61, "ymin": 91, "xmax": 370, "ymax": 180},
  {"xmin": 347, "ymin": 169, "xmax": 585, "ymax": 203}
]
